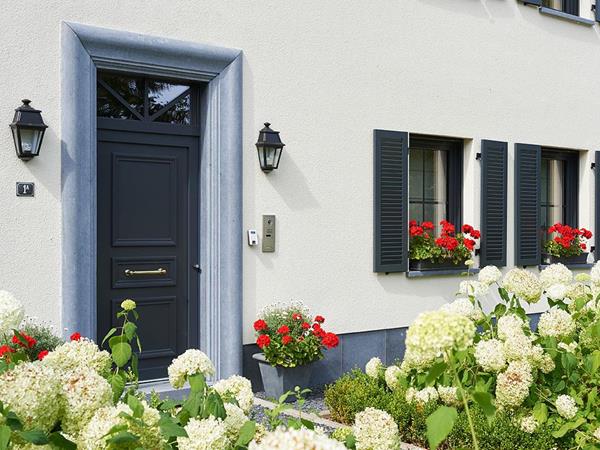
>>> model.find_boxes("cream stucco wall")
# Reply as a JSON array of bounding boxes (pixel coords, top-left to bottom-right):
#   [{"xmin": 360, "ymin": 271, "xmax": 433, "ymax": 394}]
[{"xmin": 0, "ymin": 0, "xmax": 598, "ymax": 344}]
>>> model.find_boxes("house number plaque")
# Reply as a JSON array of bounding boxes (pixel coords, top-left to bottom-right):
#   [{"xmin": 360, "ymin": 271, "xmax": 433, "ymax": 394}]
[{"xmin": 16, "ymin": 182, "xmax": 35, "ymax": 197}]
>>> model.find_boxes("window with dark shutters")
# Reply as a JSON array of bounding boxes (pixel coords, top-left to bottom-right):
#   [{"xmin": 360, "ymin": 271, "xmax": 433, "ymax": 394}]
[
  {"xmin": 596, "ymin": 152, "xmax": 600, "ymax": 261},
  {"xmin": 515, "ymin": 143, "xmax": 542, "ymax": 266},
  {"xmin": 480, "ymin": 140, "xmax": 508, "ymax": 267},
  {"xmin": 373, "ymin": 130, "xmax": 408, "ymax": 273}
]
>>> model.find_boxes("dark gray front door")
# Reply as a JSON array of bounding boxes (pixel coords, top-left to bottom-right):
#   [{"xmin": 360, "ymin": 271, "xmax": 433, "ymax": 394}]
[{"xmin": 96, "ymin": 73, "xmax": 201, "ymax": 380}]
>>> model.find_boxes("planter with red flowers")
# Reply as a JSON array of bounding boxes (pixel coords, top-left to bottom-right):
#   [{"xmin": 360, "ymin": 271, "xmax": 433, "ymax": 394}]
[
  {"xmin": 543, "ymin": 223, "xmax": 592, "ymax": 265},
  {"xmin": 408, "ymin": 220, "xmax": 480, "ymax": 271},
  {"xmin": 252, "ymin": 301, "xmax": 339, "ymax": 400}
]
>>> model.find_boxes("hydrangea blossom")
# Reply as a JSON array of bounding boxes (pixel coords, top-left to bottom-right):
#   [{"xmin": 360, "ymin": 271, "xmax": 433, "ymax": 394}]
[
  {"xmin": 497, "ymin": 314, "xmax": 527, "ymax": 340},
  {"xmin": 223, "ymin": 403, "xmax": 249, "ymax": 442},
  {"xmin": 546, "ymin": 283, "xmax": 568, "ymax": 301},
  {"xmin": 168, "ymin": 349, "xmax": 216, "ymax": 389},
  {"xmin": 176, "ymin": 416, "xmax": 229, "ymax": 450},
  {"xmin": 558, "ymin": 342, "xmax": 577, "ymax": 353},
  {"xmin": 384, "ymin": 365, "xmax": 402, "ymax": 391},
  {"xmin": 0, "ymin": 290, "xmax": 24, "ymax": 336},
  {"xmin": 249, "ymin": 427, "xmax": 346, "ymax": 450},
  {"xmin": 520, "ymin": 415, "xmax": 538, "ymax": 433},
  {"xmin": 593, "ymin": 427, "xmax": 600, "ymax": 441},
  {"xmin": 42, "ymin": 338, "xmax": 111, "ymax": 377},
  {"xmin": 474, "ymin": 339, "xmax": 506, "ymax": 372},
  {"xmin": 555, "ymin": 395, "xmax": 578, "ymax": 419},
  {"xmin": 591, "ymin": 261, "xmax": 600, "ymax": 285},
  {"xmin": 365, "ymin": 357, "xmax": 383, "ymax": 378},
  {"xmin": 495, "ymin": 360, "xmax": 533, "ymax": 408},
  {"xmin": 60, "ymin": 367, "xmax": 113, "ymax": 437},
  {"xmin": 403, "ymin": 310, "xmax": 475, "ymax": 370},
  {"xmin": 0, "ymin": 362, "xmax": 61, "ymax": 432},
  {"xmin": 212, "ymin": 375, "xmax": 254, "ymax": 413},
  {"xmin": 478, "ymin": 265, "xmax": 503, "ymax": 285},
  {"xmin": 502, "ymin": 333, "xmax": 535, "ymax": 362},
  {"xmin": 79, "ymin": 401, "xmax": 164, "ymax": 450},
  {"xmin": 413, "ymin": 387, "xmax": 439, "ymax": 405},
  {"xmin": 440, "ymin": 298, "xmax": 484, "ymax": 321},
  {"xmin": 567, "ymin": 282, "xmax": 590, "ymax": 302},
  {"xmin": 458, "ymin": 280, "xmax": 489, "ymax": 298},
  {"xmin": 538, "ymin": 307, "xmax": 576, "ymax": 339},
  {"xmin": 353, "ymin": 407, "xmax": 400, "ymax": 450},
  {"xmin": 502, "ymin": 269, "xmax": 543, "ymax": 304},
  {"xmin": 540, "ymin": 263, "xmax": 573, "ymax": 288},
  {"xmin": 437, "ymin": 386, "xmax": 459, "ymax": 406}
]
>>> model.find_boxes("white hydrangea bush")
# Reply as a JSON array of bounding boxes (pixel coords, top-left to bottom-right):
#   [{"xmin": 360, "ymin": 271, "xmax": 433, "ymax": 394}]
[
  {"xmin": 0, "ymin": 290, "xmax": 24, "ymax": 336},
  {"xmin": 249, "ymin": 427, "xmax": 346, "ymax": 450},
  {"xmin": 353, "ymin": 407, "xmax": 400, "ymax": 450},
  {"xmin": 213, "ymin": 374, "xmax": 254, "ymax": 413},
  {"xmin": 168, "ymin": 348, "xmax": 216, "ymax": 389}
]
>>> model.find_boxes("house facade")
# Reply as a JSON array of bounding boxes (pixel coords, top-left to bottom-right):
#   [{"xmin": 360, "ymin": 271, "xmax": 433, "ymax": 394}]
[{"xmin": 1, "ymin": 0, "xmax": 599, "ymax": 389}]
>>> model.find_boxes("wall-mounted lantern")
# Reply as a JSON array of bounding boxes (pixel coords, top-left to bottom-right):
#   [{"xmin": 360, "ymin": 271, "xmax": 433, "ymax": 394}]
[
  {"xmin": 10, "ymin": 99, "xmax": 47, "ymax": 161},
  {"xmin": 255, "ymin": 122, "xmax": 285, "ymax": 173}
]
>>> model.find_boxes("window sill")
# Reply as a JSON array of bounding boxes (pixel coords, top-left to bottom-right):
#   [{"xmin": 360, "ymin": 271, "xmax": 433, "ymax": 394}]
[
  {"xmin": 538, "ymin": 7, "xmax": 595, "ymax": 26},
  {"xmin": 538, "ymin": 263, "xmax": 593, "ymax": 270},
  {"xmin": 406, "ymin": 268, "xmax": 480, "ymax": 278}
]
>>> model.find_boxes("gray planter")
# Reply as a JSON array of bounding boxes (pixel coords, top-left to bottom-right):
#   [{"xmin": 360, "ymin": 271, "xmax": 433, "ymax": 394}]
[
  {"xmin": 542, "ymin": 252, "xmax": 589, "ymax": 265},
  {"xmin": 252, "ymin": 353, "xmax": 312, "ymax": 401}
]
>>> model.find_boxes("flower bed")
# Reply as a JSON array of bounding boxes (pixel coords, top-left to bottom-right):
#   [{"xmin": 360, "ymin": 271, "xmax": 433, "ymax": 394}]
[{"xmin": 325, "ymin": 263, "xmax": 600, "ymax": 450}]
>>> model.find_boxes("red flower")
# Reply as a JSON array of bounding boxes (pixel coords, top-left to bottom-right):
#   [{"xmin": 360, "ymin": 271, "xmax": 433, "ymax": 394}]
[
  {"xmin": 581, "ymin": 243, "xmax": 587, "ymax": 250},
  {"xmin": 582, "ymin": 228, "xmax": 593, "ymax": 239},
  {"xmin": 70, "ymin": 332, "xmax": 82, "ymax": 341},
  {"xmin": 470, "ymin": 229, "xmax": 481, "ymax": 239},
  {"xmin": 301, "ymin": 322, "xmax": 310, "ymax": 330},
  {"xmin": 282, "ymin": 335, "xmax": 293, "ymax": 345},
  {"xmin": 421, "ymin": 221, "xmax": 434, "ymax": 230},
  {"xmin": 321, "ymin": 332, "xmax": 339, "ymax": 349},
  {"xmin": 253, "ymin": 320, "xmax": 268, "ymax": 331},
  {"xmin": 256, "ymin": 334, "xmax": 271, "ymax": 349},
  {"xmin": 0, "ymin": 345, "xmax": 14, "ymax": 357},
  {"xmin": 409, "ymin": 226, "xmax": 424, "ymax": 237},
  {"xmin": 312, "ymin": 323, "xmax": 326, "ymax": 338},
  {"xmin": 435, "ymin": 235, "xmax": 458, "ymax": 251},
  {"xmin": 314, "ymin": 315, "xmax": 325, "ymax": 324},
  {"xmin": 12, "ymin": 332, "xmax": 36, "ymax": 348},
  {"xmin": 440, "ymin": 220, "xmax": 455, "ymax": 235},
  {"xmin": 463, "ymin": 238, "xmax": 476, "ymax": 251},
  {"xmin": 292, "ymin": 313, "xmax": 302, "ymax": 321},
  {"xmin": 409, "ymin": 219, "xmax": 417, "ymax": 227},
  {"xmin": 462, "ymin": 224, "xmax": 473, "ymax": 234},
  {"xmin": 37, "ymin": 350, "xmax": 49, "ymax": 361},
  {"xmin": 277, "ymin": 325, "xmax": 290, "ymax": 335}
]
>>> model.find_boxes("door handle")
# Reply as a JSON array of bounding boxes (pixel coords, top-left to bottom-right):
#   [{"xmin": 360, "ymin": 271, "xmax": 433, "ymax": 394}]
[{"xmin": 124, "ymin": 268, "xmax": 167, "ymax": 277}]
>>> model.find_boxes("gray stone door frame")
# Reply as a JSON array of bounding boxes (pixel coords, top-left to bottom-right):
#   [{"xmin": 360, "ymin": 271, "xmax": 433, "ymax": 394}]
[{"xmin": 61, "ymin": 22, "xmax": 243, "ymax": 378}]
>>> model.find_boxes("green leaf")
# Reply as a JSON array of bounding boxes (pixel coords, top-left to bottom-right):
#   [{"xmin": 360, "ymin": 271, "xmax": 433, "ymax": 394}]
[
  {"xmin": 552, "ymin": 417, "xmax": 586, "ymax": 438},
  {"xmin": 127, "ymin": 394, "xmax": 144, "ymax": 418},
  {"xmin": 426, "ymin": 406, "xmax": 458, "ymax": 450},
  {"xmin": 426, "ymin": 362, "xmax": 448, "ymax": 385},
  {"xmin": 561, "ymin": 352, "xmax": 577, "ymax": 373},
  {"xmin": 472, "ymin": 392, "xmax": 496, "ymax": 418},
  {"xmin": 532, "ymin": 402, "xmax": 548, "ymax": 424},
  {"xmin": 131, "ymin": 353, "xmax": 139, "ymax": 379},
  {"xmin": 101, "ymin": 328, "xmax": 118, "ymax": 346},
  {"xmin": 111, "ymin": 342, "xmax": 132, "ymax": 367},
  {"xmin": 123, "ymin": 322, "xmax": 137, "ymax": 341},
  {"xmin": 345, "ymin": 433, "xmax": 357, "ymax": 449},
  {"xmin": 183, "ymin": 391, "xmax": 203, "ymax": 417},
  {"xmin": 110, "ymin": 373, "xmax": 126, "ymax": 403},
  {"xmin": 158, "ymin": 415, "xmax": 187, "ymax": 438},
  {"xmin": 0, "ymin": 425, "xmax": 10, "ymax": 450},
  {"xmin": 19, "ymin": 430, "xmax": 49, "ymax": 445},
  {"xmin": 188, "ymin": 373, "xmax": 206, "ymax": 393},
  {"xmin": 48, "ymin": 432, "xmax": 77, "ymax": 450},
  {"xmin": 106, "ymin": 431, "xmax": 140, "ymax": 445},
  {"xmin": 234, "ymin": 421, "xmax": 256, "ymax": 446},
  {"xmin": 108, "ymin": 335, "xmax": 127, "ymax": 349},
  {"xmin": 204, "ymin": 392, "xmax": 226, "ymax": 420}
]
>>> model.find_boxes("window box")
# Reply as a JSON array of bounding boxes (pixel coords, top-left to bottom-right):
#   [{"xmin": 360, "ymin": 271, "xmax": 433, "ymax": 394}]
[
  {"xmin": 542, "ymin": 252, "xmax": 589, "ymax": 265},
  {"xmin": 409, "ymin": 259, "xmax": 466, "ymax": 271}
]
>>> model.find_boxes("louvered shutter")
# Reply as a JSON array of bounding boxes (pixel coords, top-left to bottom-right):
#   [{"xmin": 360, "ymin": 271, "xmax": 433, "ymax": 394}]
[
  {"xmin": 595, "ymin": 151, "xmax": 600, "ymax": 261},
  {"xmin": 515, "ymin": 143, "xmax": 541, "ymax": 266},
  {"xmin": 480, "ymin": 140, "xmax": 508, "ymax": 267},
  {"xmin": 373, "ymin": 130, "xmax": 408, "ymax": 272}
]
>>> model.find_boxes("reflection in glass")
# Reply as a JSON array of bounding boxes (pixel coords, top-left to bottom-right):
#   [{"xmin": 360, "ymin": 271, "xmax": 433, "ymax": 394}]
[
  {"xmin": 409, "ymin": 148, "xmax": 448, "ymax": 233},
  {"xmin": 100, "ymin": 74, "xmax": 144, "ymax": 116},
  {"xmin": 540, "ymin": 158, "xmax": 565, "ymax": 231},
  {"xmin": 542, "ymin": 0, "xmax": 563, "ymax": 9},
  {"xmin": 97, "ymin": 84, "xmax": 139, "ymax": 120},
  {"xmin": 153, "ymin": 93, "xmax": 191, "ymax": 124},
  {"xmin": 148, "ymin": 81, "xmax": 190, "ymax": 116}
]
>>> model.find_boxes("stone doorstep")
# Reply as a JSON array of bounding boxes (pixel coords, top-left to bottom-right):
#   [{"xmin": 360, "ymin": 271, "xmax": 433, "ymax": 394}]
[{"xmin": 253, "ymin": 397, "xmax": 425, "ymax": 450}]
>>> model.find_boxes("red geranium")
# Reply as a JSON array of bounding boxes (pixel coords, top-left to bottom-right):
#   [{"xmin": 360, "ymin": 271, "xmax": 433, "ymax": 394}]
[
  {"xmin": 422, "ymin": 221, "xmax": 434, "ymax": 230},
  {"xmin": 253, "ymin": 319, "xmax": 268, "ymax": 331},
  {"xmin": 462, "ymin": 224, "xmax": 473, "ymax": 234},
  {"xmin": 0, "ymin": 345, "xmax": 14, "ymax": 357},
  {"xmin": 409, "ymin": 225, "xmax": 424, "ymax": 237},
  {"xmin": 410, "ymin": 219, "xmax": 480, "ymax": 265},
  {"xmin": 314, "ymin": 315, "xmax": 325, "ymax": 324},
  {"xmin": 277, "ymin": 325, "xmax": 290, "ymax": 335},
  {"xmin": 301, "ymin": 322, "xmax": 310, "ymax": 330},
  {"xmin": 12, "ymin": 332, "xmax": 36, "ymax": 348},
  {"xmin": 321, "ymin": 332, "xmax": 339, "ymax": 349},
  {"xmin": 37, "ymin": 350, "xmax": 49, "ymax": 360},
  {"xmin": 282, "ymin": 335, "xmax": 293, "ymax": 345},
  {"xmin": 546, "ymin": 223, "xmax": 592, "ymax": 258},
  {"xmin": 292, "ymin": 313, "xmax": 302, "ymax": 321},
  {"xmin": 256, "ymin": 334, "xmax": 271, "ymax": 349},
  {"xmin": 70, "ymin": 332, "xmax": 82, "ymax": 341}
]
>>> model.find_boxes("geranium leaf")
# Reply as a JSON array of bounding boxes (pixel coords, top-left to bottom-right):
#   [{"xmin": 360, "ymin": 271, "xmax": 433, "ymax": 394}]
[{"xmin": 426, "ymin": 406, "xmax": 458, "ymax": 450}]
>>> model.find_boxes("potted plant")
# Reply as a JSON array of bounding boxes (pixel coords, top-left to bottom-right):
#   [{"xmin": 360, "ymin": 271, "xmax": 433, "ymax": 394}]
[
  {"xmin": 408, "ymin": 220, "xmax": 480, "ymax": 271},
  {"xmin": 543, "ymin": 223, "xmax": 592, "ymax": 265},
  {"xmin": 252, "ymin": 301, "xmax": 339, "ymax": 400}
]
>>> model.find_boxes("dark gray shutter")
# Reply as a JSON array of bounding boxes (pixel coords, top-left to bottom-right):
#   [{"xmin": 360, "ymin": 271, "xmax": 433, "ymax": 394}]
[
  {"xmin": 480, "ymin": 140, "xmax": 507, "ymax": 267},
  {"xmin": 563, "ymin": 0, "xmax": 579, "ymax": 15},
  {"xmin": 515, "ymin": 143, "xmax": 541, "ymax": 266},
  {"xmin": 373, "ymin": 130, "xmax": 408, "ymax": 272},
  {"xmin": 596, "ymin": 2, "xmax": 600, "ymax": 22},
  {"xmin": 596, "ymin": 151, "xmax": 600, "ymax": 261}
]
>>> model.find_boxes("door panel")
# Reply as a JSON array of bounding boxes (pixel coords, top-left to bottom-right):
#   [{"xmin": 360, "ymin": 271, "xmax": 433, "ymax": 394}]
[{"xmin": 97, "ymin": 129, "xmax": 199, "ymax": 380}]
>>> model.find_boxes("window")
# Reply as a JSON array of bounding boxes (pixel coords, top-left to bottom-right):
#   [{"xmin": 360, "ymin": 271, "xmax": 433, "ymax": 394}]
[
  {"xmin": 409, "ymin": 135, "xmax": 463, "ymax": 233},
  {"xmin": 542, "ymin": 0, "xmax": 579, "ymax": 15},
  {"xmin": 97, "ymin": 72, "xmax": 196, "ymax": 125},
  {"xmin": 540, "ymin": 149, "xmax": 578, "ymax": 233}
]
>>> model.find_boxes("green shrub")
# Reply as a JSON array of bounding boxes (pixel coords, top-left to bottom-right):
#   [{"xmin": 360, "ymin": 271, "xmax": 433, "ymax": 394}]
[{"xmin": 324, "ymin": 370, "xmax": 568, "ymax": 449}]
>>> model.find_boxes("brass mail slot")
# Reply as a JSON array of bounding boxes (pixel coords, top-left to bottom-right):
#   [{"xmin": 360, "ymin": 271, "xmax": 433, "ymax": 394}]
[{"xmin": 124, "ymin": 268, "xmax": 167, "ymax": 277}]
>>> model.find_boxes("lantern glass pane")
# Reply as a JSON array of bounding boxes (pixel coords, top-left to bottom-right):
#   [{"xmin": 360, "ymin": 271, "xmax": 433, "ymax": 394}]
[
  {"xmin": 265, "ymin": 147, "xmax": 277, "ymax": 167},
  {"xmin": 273, "ymin": 147, "xmax": 283, "ymax": 169},
  {"xmin": 19, "ymin": 129, "xmax": 42, "ymax": 156}
]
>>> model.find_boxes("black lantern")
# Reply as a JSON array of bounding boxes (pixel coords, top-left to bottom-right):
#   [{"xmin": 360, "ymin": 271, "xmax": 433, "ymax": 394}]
[
  {"xmin": 255, "ymin": 122, "xmax": 285, "ymax": 172},
  {"xmin": 10, "ymin": 99, "xmax": 48, "ymax": 161}
]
